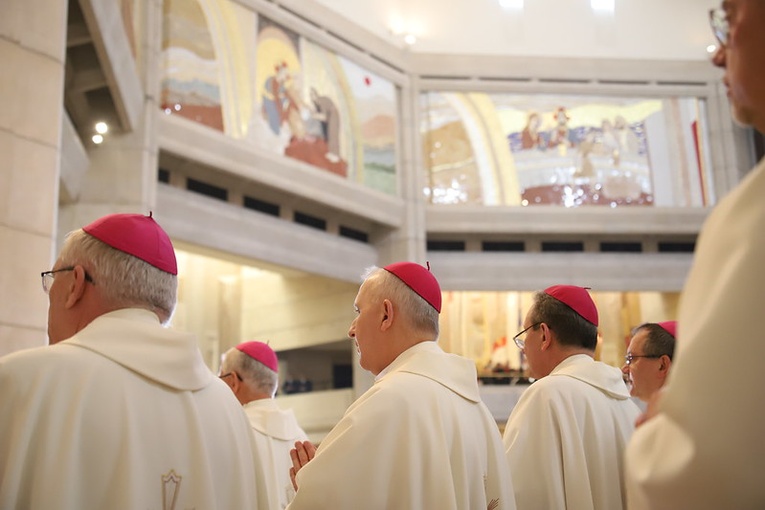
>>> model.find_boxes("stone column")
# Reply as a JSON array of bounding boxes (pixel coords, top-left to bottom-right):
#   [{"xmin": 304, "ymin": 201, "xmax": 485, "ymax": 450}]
[
  {"xmin": 58, "ymin": 0, "xmax": 161, "ymax": 240},
  {"xmin": 374, "ymin": 77, "xmax": 428, "ymax": 265},
  {"xmin": 0, "ymin": 0, "xmax": 68, "ymax": 355}
]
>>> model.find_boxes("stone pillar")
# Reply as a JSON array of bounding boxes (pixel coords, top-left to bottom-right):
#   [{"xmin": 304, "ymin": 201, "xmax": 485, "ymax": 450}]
[
  {"xmin": 374, "ymin": 77, "xmax": 428, "ymax": 265},
  {"xmin": 0, "ymin": 0, "xmax": 68, "ymax": 355},
  {"xmin": 58, "ymin": 0, "xmax": 162, "ymax": 240}
]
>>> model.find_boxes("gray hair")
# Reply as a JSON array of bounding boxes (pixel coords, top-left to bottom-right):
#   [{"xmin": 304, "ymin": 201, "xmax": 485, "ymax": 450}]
[
  {"xmin": 632, "ymin": 323, "xmax": 676, "ymax": 360},
  {"xmin": 221, "ymin": 347, "xmax": 279, "ymax": 397},
  {"xmin": 528, "ymin": 290, "xmax": 598, "ymax": 350},
  {"xmin": 58, "ymin": 229, "xmax": 177, "ymax": 324},
  {"xmin": 362, "ymin": 266, "xmax": 440, "ymax": 337}
]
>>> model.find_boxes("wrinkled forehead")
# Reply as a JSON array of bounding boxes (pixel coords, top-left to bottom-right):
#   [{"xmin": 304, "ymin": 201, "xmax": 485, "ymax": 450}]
[{"xmin": 356, "ymin": 274, "xmax": 380, "ymax": 303}]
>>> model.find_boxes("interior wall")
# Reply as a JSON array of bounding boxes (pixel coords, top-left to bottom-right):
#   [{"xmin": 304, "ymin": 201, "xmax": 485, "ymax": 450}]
[{"xmin": 240, "ymin": 273, "xmax": 358, "ymax": 352}]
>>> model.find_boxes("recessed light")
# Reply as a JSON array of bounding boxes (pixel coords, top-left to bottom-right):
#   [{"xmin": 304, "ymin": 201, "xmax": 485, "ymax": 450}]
[
  {"xmin": 92, "ymin": 134, "xmax": 104, "ymax": 144},
  {"xmin": 95, "ymin": 121, "xmax": 108, "ymax": 134},
  {"xmin": 591, "ymin": 0, "xmax": 615, "ymax": 14},
  {"xmin": 498, "ymin": 0, "xmax": 523, "ymax": 10}
]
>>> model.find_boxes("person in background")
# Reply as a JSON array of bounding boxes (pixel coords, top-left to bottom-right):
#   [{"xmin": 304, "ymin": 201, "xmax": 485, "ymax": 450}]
[
  {"xmin": 220, "ymin": 340, "xmax": 309, "ymax": 509},
  {"xmin": 626, "ymin": 2, "xmax": 765, "ymax": 507},
  {"xmin": 503, "ymin": 285, "xmax": 640, "ymax": 510},
  {"xmin": 288, "ymin": 262, "xmax": 515, "ymax": 509},
  {"xmin": 0, "ymin": 213, "xmax": 269, "ymax": 510},
  {"xmin": 621, "ymin": 321, "xmax": 676, "ymax": 403}
]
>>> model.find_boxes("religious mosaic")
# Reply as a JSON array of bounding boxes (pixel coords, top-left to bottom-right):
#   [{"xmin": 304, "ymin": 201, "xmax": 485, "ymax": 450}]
[
  {"xmin": 421, "ymin": 92, "xmax": 714, "ymax": 207},
  {"xmin": 160, "ymin": 0, "xmax": 397, "ymax": 195}
]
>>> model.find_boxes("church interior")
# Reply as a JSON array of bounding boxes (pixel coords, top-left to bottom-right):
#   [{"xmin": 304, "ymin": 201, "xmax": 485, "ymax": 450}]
[{"xmin": 2, "ymin": 0, "xmax": 753, "ymax": 440}]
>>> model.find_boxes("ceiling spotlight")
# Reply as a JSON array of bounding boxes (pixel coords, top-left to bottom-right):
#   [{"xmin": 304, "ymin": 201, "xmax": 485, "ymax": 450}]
[
  {"xmin": 92, "ymin": 134, "xmax": 104, "ymax": 144},
  {"xmin": 95, "ymin": 121, "xmax": 108, "ymax": 134},
  {"xmin": 498, "ymin": 0, "xmax": 523, "ymax": 10},
  {"xmin": 591, "ymin": 0, "xmax": 615, "ymax": 14},
  {"xmin": 706, "ymin": 44, "xmax": 717, "ymax": 53},
  {"xmin": 403, "ymin": 33, "xmax": 417, "ymax": 46}
]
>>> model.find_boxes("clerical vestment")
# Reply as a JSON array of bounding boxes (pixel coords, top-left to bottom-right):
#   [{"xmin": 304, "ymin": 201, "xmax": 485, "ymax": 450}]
[
  {"xmin": 626, "ymin": 159, "xmax": 765, "ymax": 509},
  {"xmin": 0, "ymin": 308, "xmax": 269, "ymax": 510},
  {"xmin": 288, "ymin": 341, "xmax": 516, "ymax": 510},
  {"xmin": 245, "ymin": 398, "xmax": 308, "ymax": 509},
  {"xmin": 503, "ymin": 354, "xmax": 639, "ymax": 510}
]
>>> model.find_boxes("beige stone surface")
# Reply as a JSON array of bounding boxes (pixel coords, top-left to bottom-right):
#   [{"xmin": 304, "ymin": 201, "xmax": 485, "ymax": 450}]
[
  {"xmin": 0, "ymin": 225, "xmax": 52, "ymax": 332},
  {"xmin": 0, "ymin": 0, "xmax": 66, "ymax": 62},
  {"xmin": 0, "ymin": 40, "xmax": 64, "ymax": 147},
  {"xmin": 0, "ymin": 130, "xmax": 59, "ymax": 235}
]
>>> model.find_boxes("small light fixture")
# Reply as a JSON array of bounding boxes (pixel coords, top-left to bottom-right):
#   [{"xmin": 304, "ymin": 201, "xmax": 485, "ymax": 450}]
[
  {"xmin": 498, "ymin": 0, "xmax": 523, "ymax": 10},
  {"xmin": 389, "ymin": 19, "xmax": 420, "ymax": 48},
  {"xmin": 591, "ymin": 0, "xmax": 615, "ymax": 14},
  {"xmin": 174, "ymin": 103, "xmax": 182, "ymax": 111},
  {"xmin": 95, "ymin": 121, "xmax": 108, "ymax": 134},
  {"xmin": 92, "ymin": 134, "xmax": 104, "ymax": 144},
  {"xmin": 707, "ymin": 44, "xmax": 717, "ymax": 54}
]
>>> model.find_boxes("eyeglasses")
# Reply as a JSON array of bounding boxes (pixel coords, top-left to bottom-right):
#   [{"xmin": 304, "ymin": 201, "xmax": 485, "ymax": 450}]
[
  {"xmin": 40, "ymin": 266, "xmax": 94, "ymax": 294},
  {"xmin": 219, "ymin": 372, "xmax": 242, "ymax": 381},
  {"xmin": 624, "ymin": 353, "xmax": 661, "ymax": 366},
  {"xmin": 513, "ymin": 322, "xmax": 541, "ymax": 350},
  {"xmin": 709, "ymin": 7, "xmax": 728, "ymax": 47}
]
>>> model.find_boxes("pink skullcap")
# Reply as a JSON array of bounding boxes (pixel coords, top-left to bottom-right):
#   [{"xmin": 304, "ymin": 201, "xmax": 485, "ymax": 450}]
[
  {"xmin": 235, "ymin": 341, "xmax": 278, "ymax": 372},
  {"xmin": 544, "ymin": 285, "xmax": 598, "ymax": 326},
  {"xmin": 383, "ymin": 262, "xmax": 442, "ymax": 313},
  {"xmin": 82, "ymin": 213, "xmax": 177, "ymax": 275},
  {"xmin": 657, "ymin": 321, "xmax": 677, "ymax": 338}
]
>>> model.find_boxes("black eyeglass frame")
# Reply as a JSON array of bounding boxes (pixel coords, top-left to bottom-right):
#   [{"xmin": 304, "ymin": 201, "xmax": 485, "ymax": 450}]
[
  {"xmin": 709, "ymin": 7, "xmax": 728, "ymax": 47},
  {"xmin": 513, "ymin": 322, "xmax": 542, "ymax": 350},
  {"xmin": 624, "ymin": 353, "xmax": 662, "ymax": 366},
  {"xmin": 40, "ymin": 266, "xmax": 95, "ymax": 293}
]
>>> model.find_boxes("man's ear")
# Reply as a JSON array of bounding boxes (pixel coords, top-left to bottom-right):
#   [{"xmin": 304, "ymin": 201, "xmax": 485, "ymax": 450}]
[
  {"xmin": 658, "ymin": 355, "xmax": 672, "ymax": 374},
  {"xmin": 221, "ymin": 371, "xmax": 241, "ymax": 394},
  {"xmin": 381, "ymin": 299, "xmax": 394, "ymax": 331},
  {"xmin": 539, "ymin": 322, "xmax": 553, "ymax": 351},
  {"xmin": 64, "ymin": 265, "xmax": 89, "ymax": 309},
  {"xmin": 229, "ymin": 372, "xmax": 242, "ymax": 392}
]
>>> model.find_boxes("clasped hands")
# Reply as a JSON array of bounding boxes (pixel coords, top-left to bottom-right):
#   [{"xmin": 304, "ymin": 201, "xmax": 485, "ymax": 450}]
[{"xmin": 289, "ymin": 440, "xmax": 317, "ymax": 491}]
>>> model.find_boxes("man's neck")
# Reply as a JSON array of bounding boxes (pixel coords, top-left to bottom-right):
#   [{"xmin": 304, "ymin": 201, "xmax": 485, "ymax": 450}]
[{"xmin": 543, "ymin": 347, "xmax": 594, "ymax": 377}]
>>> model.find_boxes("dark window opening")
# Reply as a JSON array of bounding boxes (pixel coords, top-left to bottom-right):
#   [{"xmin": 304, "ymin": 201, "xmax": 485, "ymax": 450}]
[
  {"xmin": 427, "ymin": 241, "xmax": 466, "ymax": 251},
  {"xmin": 339, "ymin": 226, "xmax": 369, "ymax": 243},
  {"xmin": 294, "ymin": 211, "xmax": 327, "ymax": 231},
  {"xmin": 658, "ymin": 242, "xmax": 696, "ymax": 253},
  {"xmin": 158, "ymin": 168, "xmax": 170, "ymax": 183},
  {"xmin": 541, "ymin": 241, "xmax": 584, "ymax": 252},
  {"xmin": 333, "ymin": 364, "xmax": 353, "ymax": 389},
  {"xmin": 482, "ymin": 241, "xmax": 525, "ymax": 252},
  {"xmin": 187, "ymin": 178, "xmax": 227, "ymax": 201},
  {"xmin": 244, "ymin": 196, "xmax": 280, "ymax": 217},
  {"xmin": 600, "ymin": 242, "xmax": 643, "ymax": 253}
]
